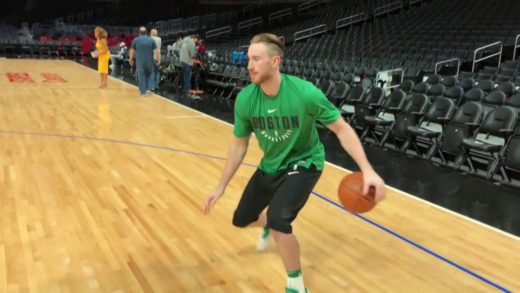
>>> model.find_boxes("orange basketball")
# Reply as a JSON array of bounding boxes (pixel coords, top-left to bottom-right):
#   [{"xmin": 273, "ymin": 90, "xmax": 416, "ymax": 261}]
[{"xmin": 338, "ymin": 172, "xmax": 376, "ymax": 213}]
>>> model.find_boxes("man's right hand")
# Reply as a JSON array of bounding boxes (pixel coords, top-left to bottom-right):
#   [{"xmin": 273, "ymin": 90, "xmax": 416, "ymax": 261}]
[{"xmin": 203, "ymin": 186, "xmax": 225, "ymax": 214}]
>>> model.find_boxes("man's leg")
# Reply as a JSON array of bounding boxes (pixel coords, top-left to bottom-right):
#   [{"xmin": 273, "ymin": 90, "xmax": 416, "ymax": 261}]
[
  {"xmin": 155, "ymin": 64, "xmax": 160, "ymax": 89},
  {"xmin": 232, "ymin": 169, "xmax": 276, "ymax": 230},
  {"xmin": 145, "ymin": 64, "xmax": 154, "ymax": 93},
  {"xmin": 267, "ymin": 165, "xmax": 322, "ymax": 292},
  {"xmin": 181, "ymin": 63, "xmax": 191, "ymax": 94},
  {"xmin": 136, "ymin": 65, "xmax": 147, "ymax": 95}
]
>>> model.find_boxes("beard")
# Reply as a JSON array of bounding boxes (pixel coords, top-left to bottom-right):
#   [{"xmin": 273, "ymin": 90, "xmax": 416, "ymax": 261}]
[{"xmin": 250, "ymin": 71, "xmax": 271, "ymax": 85}]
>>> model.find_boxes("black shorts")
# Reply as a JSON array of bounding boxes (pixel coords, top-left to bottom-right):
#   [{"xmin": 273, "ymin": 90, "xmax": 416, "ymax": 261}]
[{"xmin": 232, "ymin": 165, "xmax": 322, "ymax": 234}]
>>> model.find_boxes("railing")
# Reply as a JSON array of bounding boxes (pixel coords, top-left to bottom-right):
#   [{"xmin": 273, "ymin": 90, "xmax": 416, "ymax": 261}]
[
  {"xmin": 188, "ymin": 16, "xmax": 200, "ymax": 32},
  {"xmin": 373, "ymin": 1, "xmax": 403, "ymax": 20},
  {"xmin": 268, "ymin": 8, "xmax": 293, "ymax": 23},
  {"xmin": 434, "ymin": 58, "xmax": 461, "ymax": 77},
  {"xmin": 335, "ymin": 13, "xmax": 367, "ymax": 31},
  {"xmin": 513, "ymin": 34, "xmax": 520, "ymax": 61},
  {"xmin": 298, "ymin": 0, "xmax": 320, "ymax": 14},
  {"xmin": 294, "ymin": 24, "xmax": 327, "ymax": 42},
  {"xmin": 173, "ymin": 18, "xmax": 183, "ymax": 32},
  {"xmin": 472, "ymin": 41, "xmax": 503, "ymax": 72},
  {"xmin": 238, "ymin": 17, "xmax": 263, "ymax": 32},
  {"xmin": 206, "ymin": 25, "xmax": 232, "ymax": 39},
  {"xmin": 202, "ymin": 13, "xmax": 217, "ymax": 29},
  {"xmin": 375, "ymin": 68, "xmax": 404, "ymax": 90}
]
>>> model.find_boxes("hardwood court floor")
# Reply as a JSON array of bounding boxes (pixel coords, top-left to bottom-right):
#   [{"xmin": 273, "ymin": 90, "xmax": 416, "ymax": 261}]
[{"xmin": 0, "ymin": 59, "xmax": 518, "ymax": 292}]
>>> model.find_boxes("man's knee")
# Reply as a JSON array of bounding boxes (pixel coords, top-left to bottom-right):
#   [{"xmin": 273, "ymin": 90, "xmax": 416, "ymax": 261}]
[
  {"xmin": 266, "ymin": 213, "xmax": 293, "ymax": 234},
  {"xmin": 232, "ymin": 210, "xmax": 257, "ymax": 228}
]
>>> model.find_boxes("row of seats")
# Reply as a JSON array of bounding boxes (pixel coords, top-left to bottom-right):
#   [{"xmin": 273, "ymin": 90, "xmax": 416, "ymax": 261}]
[
  {"xmin": 339, "ymin": 88, "xmax": 520, "ymax": 187},
  {"xmin": 202, "ymin": 61, "xmax": 520, "ymax": 188}
]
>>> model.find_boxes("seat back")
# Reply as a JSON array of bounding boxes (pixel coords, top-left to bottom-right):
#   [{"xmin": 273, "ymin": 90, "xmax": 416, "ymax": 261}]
[
  {"xmin": 412, "ymin": 82, "xmax": 430, "ymax": 94},
  {"xmin": 416, "ymin": 97, "xmax": 455, "ymax": 134},
  {"xmin": 353, "ymin": 87, "xmax": 384, "ymax": 127},
  {"xmin": 444, "ymin": 86, "xmax": 463, "ymax": 103},
  {"xmin": 496, "ymin": 81, "xmax": 515, "ymax": 97},
  {"xmin": 399, "ymin": 79, "xmax": 414, "ymax": 94},
  {"xmin": 427, "ymin": 84, "xmax": 446, "ymax": 99},
  {"xmin": 424, "ymin": 97, "xmax": 456, "ymax": 122},
  {"xmin": 440, "ymin": 102, "xmax": 484, "ymax": 155},
  {"xmin": 332, "ymin": 81, "xmax": 349, "ymax": 98},
  {"xmin": 319, "ymin": 79, "xmax": 334, "ymax": 97},
  {"xmin": 375, "ymin": 89, "xmax": 406, "ymax": 121},
  {"xmin": 503, "ymin": 126, "xmax": 520, "ymax": 171},
  {"xmin": 506, "ymin": 93, "xmax": 520, "ymax": 113},
  {"xmin": 345, "ymin": 85, "xmax": 365, "ymax": 103},
  {"xmin": 442, "ymin": 76, "xmax": 458, "ymax": 87},
  {"xmin": 479, "ymin": 106, "xmax": 517, "ymax": 137},
  {"xmin": 476, "ymin": 79, "xmax": 495, "ymax": 93},
  {"xmin": 392, "ymin": 94, "xmax": 429, "ymax": 140},
  {"xmin": 459, "ymin": 78, "xmax": 475, "ymax": 92},
  {"xmin": 425, "ymin": 74, "xmax": 442, "ymax": 85},
  {"xmin": 463, "ymin": 88, "xmax": 485, "ymax": 102}
]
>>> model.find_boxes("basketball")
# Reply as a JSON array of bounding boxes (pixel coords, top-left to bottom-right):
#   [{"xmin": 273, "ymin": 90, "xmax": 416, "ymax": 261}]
[{"xmin": 338, "ymin": 172, "xmax": 376, "ymax": 213}]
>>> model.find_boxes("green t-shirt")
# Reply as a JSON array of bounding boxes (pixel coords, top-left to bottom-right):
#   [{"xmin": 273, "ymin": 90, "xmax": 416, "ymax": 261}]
[{"xmin": 233, "ymin": 74, "xmax": 340, "ymax": 174}]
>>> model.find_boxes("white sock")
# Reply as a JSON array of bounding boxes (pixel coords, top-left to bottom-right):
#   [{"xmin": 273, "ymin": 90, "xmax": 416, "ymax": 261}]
[
  {"xmin": 287, "ymin": 270, "xmax": 305, "ymax": 292},
  {"xmin": 257, "ymin": 227, "xmax": 270, "ymax": 251}
]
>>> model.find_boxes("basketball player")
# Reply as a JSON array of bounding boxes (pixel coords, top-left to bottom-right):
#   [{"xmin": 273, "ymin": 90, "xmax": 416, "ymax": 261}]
[{"xmin": 203, "ymin": 33, "xmax": 385, "ymax": 293}]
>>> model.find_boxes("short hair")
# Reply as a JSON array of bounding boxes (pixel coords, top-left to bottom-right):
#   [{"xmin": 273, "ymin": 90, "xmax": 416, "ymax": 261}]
[
  {"xmin": 139, "ymin": 26, "xmax": 147, "ymax": 35},
  {"xmin": 192, "ymin": 34, "xmax": 200, "ymax": 39},
  {"xmin": 250, "ymin": 33, "xmax": 284, "ymax": 57},
  {"xmin": 94, "ymin": 26, "xmax": 108, "ymax": 39},
  {"xmin": 151, "ymin": 29, "xmax": 158, "ymax": 36}
]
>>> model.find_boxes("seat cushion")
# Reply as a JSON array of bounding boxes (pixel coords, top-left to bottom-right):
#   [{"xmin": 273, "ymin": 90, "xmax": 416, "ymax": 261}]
[
  {"xmin": 462, "ymin": 138, "xmax": 502, "ymax": 152},
  {"xmin": 364, "ymin": 116, "xmax": 393, "ymax": 126},
  {"xmin": 407, "ymin": 126, "xmax": 441, "ymax": 138}
]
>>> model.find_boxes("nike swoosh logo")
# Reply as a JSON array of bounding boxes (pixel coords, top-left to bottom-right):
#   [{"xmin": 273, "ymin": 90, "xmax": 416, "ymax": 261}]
[
  {"xmin": 267, "ymin": 109, "xmax": 277, "ymax": 113},
  {"xmin": 288, "ymin": 171, "xmax": 299, "ymax": 175}
]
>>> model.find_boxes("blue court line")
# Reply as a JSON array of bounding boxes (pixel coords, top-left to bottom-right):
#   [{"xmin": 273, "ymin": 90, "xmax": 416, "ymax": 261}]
[{"xmin": 0, "ymin": 129, "xmax": 511, "ymax": 292}]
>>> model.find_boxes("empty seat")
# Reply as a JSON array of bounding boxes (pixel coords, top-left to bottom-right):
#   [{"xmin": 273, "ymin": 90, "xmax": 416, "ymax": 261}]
[
  {"xmin": 399, "ymin": 79, "xmax": 414, "ymax": 94},
  {"xmin": 432, "ymin": 102, "xmax": 484, "ymax": 167},
  {"xmin": 442, "ymin": 76, "xmax": 458, "ymax": 87},
  {"xmin": 463, "ymin": 88, "xmax": 485, "ymax": 103},
  {"xmin": 496, "ymin": 81, "xmax": 515, "ymax": 98},
  {"xmin": 506, "ymin": 94, "xmax": 520, "ymax": 113},
  {"xmin": 425, "ymin": 74, "xmax": 442, "ymax": 85},
  {"xmin": 459, "ymin": 106, "xmax": 518, "ymax": 178},
  {"xmin": 328, "ymin": 81, "xmax": 350, "ymax": 107},
  {"xmin": 481, "ymin": 91, "xmax": 506, "ymax": 117},
  {"xmin": 340, "ymin": 85, "xmax": 365, "ymax": 120},
  {"xmin": 352, "ymin": 87, "xmax": 385, "ymax": 130},
  {"xmin": 459, "ymin": 78, "xmax": 476, "ymax": 92},
  {"xmin": 427, "ymin": 84, "xmax": 446, "ymax": 100},
  {"xmin": 361, "ymin": 89, "xmax": 407, "ymax": 145},
  {"xmin": 319, "ymin": 79, "xmax": 334, "ymax": 97},
  {"xmin": 444, "ymin": 86, "xmax": 464, "ymax": 105},
  {"xmin": 405, "ymin": 97, "xmax": 456, "ymax": 158},
  {"xmin": 381, "ymin": 93, "xmax": 430, "ymax": 149},
  {"xmin": 476, "ymin": 79, "xmax": 495, "ymax": 94},
  {"xmin": 495, "ymin": 125, "xmax": 520, "ymax": 186},
  {"xmin": 412, "ymin": 82, "xmax": 431, "ymax": 94}
]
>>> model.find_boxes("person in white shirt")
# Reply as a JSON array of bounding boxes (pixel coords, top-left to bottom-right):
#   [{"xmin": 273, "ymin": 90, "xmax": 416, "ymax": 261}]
[{"xmin": 150, "ymin": 29, "xmax": 162, "ymax": 90}]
